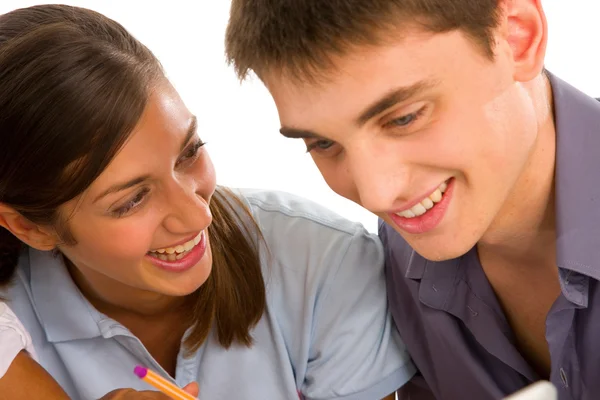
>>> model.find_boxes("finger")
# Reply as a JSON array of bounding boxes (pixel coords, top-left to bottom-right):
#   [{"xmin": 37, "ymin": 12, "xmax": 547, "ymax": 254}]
[
  {"xmin": 100, "ymin": 388, "xmax": 137, "ymax": 399},
  {"xmin": 182, "ymin": 382, "xmax": 199, "ymax": 397}
]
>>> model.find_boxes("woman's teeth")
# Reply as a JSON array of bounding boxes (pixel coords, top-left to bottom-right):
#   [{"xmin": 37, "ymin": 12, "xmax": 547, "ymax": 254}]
[
  {"xmin": 395, "ymin": 181, "xmax": 448, "ymax": 219},
  {"xmin": 148, "ymin": 232, "xmax": 203, "ymax": 261}
]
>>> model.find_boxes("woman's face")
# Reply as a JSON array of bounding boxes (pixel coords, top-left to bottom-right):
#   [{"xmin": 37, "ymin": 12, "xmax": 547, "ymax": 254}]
[{"xmin": 57, "ymin": 81, "xmax": 216, "ymax": 305}]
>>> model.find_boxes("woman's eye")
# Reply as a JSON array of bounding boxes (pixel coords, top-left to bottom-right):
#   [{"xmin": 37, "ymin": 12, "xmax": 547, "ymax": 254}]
[
  {"xmin": 111, "ymin": 188, "xmax": 150, "ymax": 217},
  {"xmin": 176, "ymin": 139, "xmax": 205, "ymax": 167}
]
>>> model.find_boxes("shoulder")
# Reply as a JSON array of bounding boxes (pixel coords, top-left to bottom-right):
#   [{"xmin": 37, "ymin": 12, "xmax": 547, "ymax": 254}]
[
  {"xmin": 230, "ymin": 190, "xmax": 415, "ymax": 398},
  {"xmin": 0, "ymin": 301, "xmax": 36, "ymax": 359},
  {"xmin": 2, "ymin": 253, "xmax": 44, "ymax": 345},
  {"xmin": 236, "ymin": 188, "xmax": 365, "ymax": 236},
  {"xmin": 230, "ymin": 188, "xmax": 385, "ymax": 328},
  {"xmin": 233, "ymin": 188, "xmax": 382, "ymax": 274},
  {"xmin": 0, "ymin": 255, "xmax": 40, "ymax": 378}
]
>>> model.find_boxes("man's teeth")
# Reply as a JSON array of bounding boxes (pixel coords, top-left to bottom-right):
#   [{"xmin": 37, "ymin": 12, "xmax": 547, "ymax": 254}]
[
  {"xmin": 149, "ymin": 232, "xmax": 203, "ymax": 261},
  {"xmin": 395, "ymin": 181, "xmax": 448, "ymax": 219}
]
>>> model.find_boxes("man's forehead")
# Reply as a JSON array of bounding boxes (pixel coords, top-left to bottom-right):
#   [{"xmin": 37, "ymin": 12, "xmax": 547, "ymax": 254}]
[{"xmin": 265, "ymin": 29, "xmax": 477, "ymax": 99}]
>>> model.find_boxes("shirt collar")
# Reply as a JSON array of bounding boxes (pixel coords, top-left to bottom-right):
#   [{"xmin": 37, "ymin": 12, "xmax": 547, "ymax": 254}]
[
  {"xmin": 27, "ymin": 248, "xmax": 104, "ymax": 343},
  {"xmin": 550, "ymin": 71, "xmax": 600, "ymax": 281}
]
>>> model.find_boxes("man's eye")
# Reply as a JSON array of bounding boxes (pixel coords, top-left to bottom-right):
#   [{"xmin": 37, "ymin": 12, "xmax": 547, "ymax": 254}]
[
  {"xmin": 390, "ymin": 114, "xmax": 417, "ymax": 126},
  {"xmin": 384, "ymin": 106, "xmax": 429, "ymax": 129},
  {"xmin": 306, "ymin": 139, "xmax": 335, "ymax": 153}
]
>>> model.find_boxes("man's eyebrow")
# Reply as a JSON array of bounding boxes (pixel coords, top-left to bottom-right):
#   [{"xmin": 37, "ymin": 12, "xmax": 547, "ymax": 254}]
[
  {"xmin": 93, "ymin": 116, "xmax": 198, "ymax": 204},
  {"xmin": 279, "ymin": 80, "xmax": 437, "ymax": 140},
  {"xmin": 279, "ymin": 127, "xmax": 322, "ymax": 139},
  {"xmin": 356, "ymin": 80, "xmax": 438, "ymax": 125}
]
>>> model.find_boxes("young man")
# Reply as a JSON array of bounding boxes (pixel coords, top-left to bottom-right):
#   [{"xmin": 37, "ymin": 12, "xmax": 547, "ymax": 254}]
[{"xmin": 225, "ymin": 1, "xmax": 600, "ymax": 399}]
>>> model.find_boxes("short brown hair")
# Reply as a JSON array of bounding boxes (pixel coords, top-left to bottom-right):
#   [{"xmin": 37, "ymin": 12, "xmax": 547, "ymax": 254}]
[
  {"xmin": 0, "ymin": 5, "xmax": 265, "ymax": 351},
  {"xmin": 225, "ymin": 0, "xmax": 501, "ymax": 82}
]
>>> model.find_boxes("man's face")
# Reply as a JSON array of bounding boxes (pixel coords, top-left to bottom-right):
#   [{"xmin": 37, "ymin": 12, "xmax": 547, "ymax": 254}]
[{"xmin": 266, "ymin": 28, "xmax": 542, "ymax": 261}]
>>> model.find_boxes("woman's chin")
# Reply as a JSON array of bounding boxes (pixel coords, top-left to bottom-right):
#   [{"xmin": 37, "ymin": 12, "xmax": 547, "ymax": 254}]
[
  {"xmin": 142, "ymin": 246, "xmax": 213, "ymax": 296},
  {"xmin": 157, "ymin": 261, "xmax": 213, "ymax": 297}
]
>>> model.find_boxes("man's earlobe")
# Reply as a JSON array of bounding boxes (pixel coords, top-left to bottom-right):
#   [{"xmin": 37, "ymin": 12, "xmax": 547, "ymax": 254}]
[{"xmin": 0, "ymin": 204, "xmax": 57, "ymax": 251}]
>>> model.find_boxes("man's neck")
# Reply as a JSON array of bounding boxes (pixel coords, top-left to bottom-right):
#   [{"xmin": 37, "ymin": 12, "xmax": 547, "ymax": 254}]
[{"xmin": 478, "ymin": 73, "xmax": 557, "ymax": 269}]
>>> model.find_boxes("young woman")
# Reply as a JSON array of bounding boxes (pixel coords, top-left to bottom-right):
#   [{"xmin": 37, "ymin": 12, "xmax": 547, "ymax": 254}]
[{"xmin": 0, "ymin": 5, "xmax": 414, "ymax": 399}]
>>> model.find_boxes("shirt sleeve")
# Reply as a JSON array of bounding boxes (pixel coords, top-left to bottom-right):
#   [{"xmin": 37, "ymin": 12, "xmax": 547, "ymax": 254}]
[
  {"xmin": 301, "ymin": 227, "xmax": 416, "ymax": 400},
  {"xmin": 0, "ymin": 302, "xmax": 38, "ymax": 378}
]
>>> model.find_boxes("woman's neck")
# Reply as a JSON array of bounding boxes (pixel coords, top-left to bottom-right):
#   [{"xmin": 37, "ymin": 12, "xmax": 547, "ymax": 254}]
[
  {"xmin": 64, "ymin": 255, "xmax": 187, "ymax": 317},
  {"xmin": 65, "ymin": 257, "xmax": 191, "ymax": 376}
]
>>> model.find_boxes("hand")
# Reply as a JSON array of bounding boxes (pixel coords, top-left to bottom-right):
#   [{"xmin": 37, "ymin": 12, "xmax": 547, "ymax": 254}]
[{"xmin": 100, "ymin": 382, "xmax": 199, "ymax": 399}]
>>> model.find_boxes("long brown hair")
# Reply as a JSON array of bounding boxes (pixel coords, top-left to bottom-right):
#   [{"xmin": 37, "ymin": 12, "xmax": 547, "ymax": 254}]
[{"xmin": 0, "ymin": 5, "xmax": 265, "ymax": 350}]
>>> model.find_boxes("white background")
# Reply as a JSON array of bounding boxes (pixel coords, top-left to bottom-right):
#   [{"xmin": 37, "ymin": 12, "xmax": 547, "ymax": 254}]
[{"xmin": 1, "ymin": 1, "xmax": 598, "ymax": 233}]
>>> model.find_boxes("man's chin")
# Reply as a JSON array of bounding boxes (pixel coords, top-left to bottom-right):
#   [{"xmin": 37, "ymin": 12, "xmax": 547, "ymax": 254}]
[{"xmin": 406, "ymin": 237, "xmax": 477, "ymax": 263}]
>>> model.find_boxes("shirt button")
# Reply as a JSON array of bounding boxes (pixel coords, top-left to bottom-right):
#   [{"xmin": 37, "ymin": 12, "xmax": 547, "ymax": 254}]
[{"xmin": 559, "ymin": 367, "xmax": 569, "ymax": 388}]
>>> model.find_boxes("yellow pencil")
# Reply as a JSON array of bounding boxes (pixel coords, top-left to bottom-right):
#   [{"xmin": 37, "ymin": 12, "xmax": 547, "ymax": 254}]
[{"xmin": 133, "ymin": 365, "xmax": 197, "ymax": 400}]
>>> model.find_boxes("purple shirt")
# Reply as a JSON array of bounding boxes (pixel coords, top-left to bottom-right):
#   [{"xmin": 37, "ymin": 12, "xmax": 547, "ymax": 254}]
[{"xmin": 381, "ymin": 73, "xmax": 600, "ymax": 400}]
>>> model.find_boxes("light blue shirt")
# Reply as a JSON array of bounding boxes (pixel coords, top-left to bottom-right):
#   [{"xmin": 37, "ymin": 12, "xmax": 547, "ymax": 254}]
[{"xmin": 3, "ymin": 189, "xmax": 415, "ymax": 399}]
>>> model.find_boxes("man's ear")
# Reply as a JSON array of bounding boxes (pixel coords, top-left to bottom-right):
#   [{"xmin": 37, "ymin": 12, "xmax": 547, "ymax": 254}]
[
  {"xmin": 500, "ymin": 0, "xmax": 548, "ymax": 82},
  {"xmin": 0, "ymin": 204, "xmax": 58, "ymax": 251}
]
